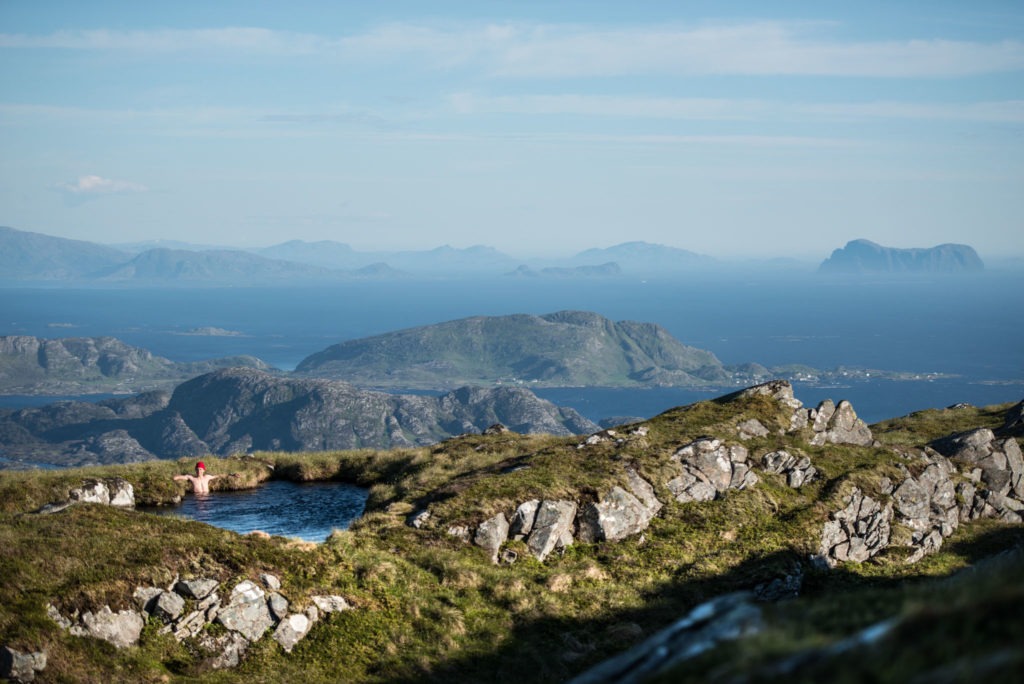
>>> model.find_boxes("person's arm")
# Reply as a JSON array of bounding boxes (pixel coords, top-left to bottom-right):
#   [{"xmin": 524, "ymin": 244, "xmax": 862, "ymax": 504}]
[
  {"xmin": 173, "ymin": 474, "xmax": 190, "ymax": 482},
  {"xmin": 207, "ymin": 474, "xmax": 223, "ymax": 481}
]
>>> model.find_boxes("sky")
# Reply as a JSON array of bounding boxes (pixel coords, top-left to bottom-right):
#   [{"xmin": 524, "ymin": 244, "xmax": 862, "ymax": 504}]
[{"xmin": 1, "ymin": 1, "xmax": 1022, "ymax": 260}]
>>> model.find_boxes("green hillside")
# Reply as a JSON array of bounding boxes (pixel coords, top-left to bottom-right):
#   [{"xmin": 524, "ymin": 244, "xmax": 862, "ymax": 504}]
[
  {"xmin": 0, "ymin": 385, "xmax": 1021, "ymax": 682},
  {"xmin": 296, "ymin": 310, "xmax": 724, "ymax": 388}
]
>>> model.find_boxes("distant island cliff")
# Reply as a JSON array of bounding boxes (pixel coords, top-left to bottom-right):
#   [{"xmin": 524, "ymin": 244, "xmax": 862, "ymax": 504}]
[{"xmin": 819, "ymin": 239, "xmax": 984, "ymax": 274}]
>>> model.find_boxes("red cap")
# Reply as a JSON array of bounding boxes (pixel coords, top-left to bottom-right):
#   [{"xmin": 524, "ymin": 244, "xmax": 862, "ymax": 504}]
[{"xmin": 196, "ymin": 461, "xmax": 206, "ymax": 471}]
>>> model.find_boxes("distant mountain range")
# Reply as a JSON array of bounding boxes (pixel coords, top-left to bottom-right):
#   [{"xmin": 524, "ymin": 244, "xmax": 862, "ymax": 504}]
[
  {"xmin": 3, "ymin": 225, "xmax": 994, "ymax": 283},
  {"xmin": 0, "ymin": 226, "xmax": 731, "ymax": 283},
  {"xmin": 819, "ymin": 239, "xmax": 985, "ymax": 274},
  {"xmin": 0, "ymin": 368, "xmax": 597, "ymax": 467}
]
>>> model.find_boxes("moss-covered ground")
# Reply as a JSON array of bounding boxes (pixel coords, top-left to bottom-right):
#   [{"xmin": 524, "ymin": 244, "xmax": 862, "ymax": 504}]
[{"xmin": 0, "ymin": 394, "xmax": 1021, "ymax": 682}]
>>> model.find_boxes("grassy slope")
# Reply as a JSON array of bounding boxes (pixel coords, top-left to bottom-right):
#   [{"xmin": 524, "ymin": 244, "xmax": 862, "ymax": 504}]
[{"xmin": 0, "ymin": 396, "xmax": 1021, "ymax": 682}]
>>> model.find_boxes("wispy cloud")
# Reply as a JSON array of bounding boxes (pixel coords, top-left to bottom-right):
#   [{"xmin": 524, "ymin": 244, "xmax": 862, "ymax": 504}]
[
  {"xmin": 56, "ymin": 175, "xmax": 148, "ymax": 206},
  {"xmin": 3, "ymin": 22, "xmax": 1022, "ymax": 78},
  {"xmin": 451, "ymin": 94, "xmax": 1024, "ymax": 124}
]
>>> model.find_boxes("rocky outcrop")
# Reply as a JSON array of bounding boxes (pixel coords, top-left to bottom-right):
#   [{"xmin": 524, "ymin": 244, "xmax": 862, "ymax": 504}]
[
  {"xmin": 817, "ymin": 488, "xmax": 893, "ymax": 567},
  {"xmin": 50, "ymin": 574, "xmax": 353, "ymax": 668},
  {"xmin": 761, "ymin": 450, "xmax": 817, "ymax": 488},
  {"xmin": 806, "ymin": 400, "xmax": 874, "ymax": 446},
  {"xmin": 667, "ymin": 438, "xmax": 758, "ymax": 503},
  {"xmin": 34, "ymin": 477, "xmax": 136, "ymax": 514},
  {"xmin": 216, "ymin": 581, "xmax": 275, "ymax": 642},
  {"xmin": 578, "ymin": 468, "xmax": 663, "ymax": 543},
  {"xmin": 932, "ymin": 428, "xmax": 1024, "ymax": 522},
  {"xmin": 72, "ymin": 606, "xmax": 146, "ymax": 649},
  {"xmin": 526, "ymin": 500, "xmax": 578, "ymax": 562},
  {"xmin": 474, "ymin": 513, "xmax": 510, "ymax": 563}
]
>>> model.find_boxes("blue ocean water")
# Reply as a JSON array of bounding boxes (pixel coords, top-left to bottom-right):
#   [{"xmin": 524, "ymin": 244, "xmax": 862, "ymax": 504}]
[
  {"xmin": 2, "ymin": 273, "xmax": 1022, "ymax": 423},
  {"xmin": 145, "ymin": 479, "xmax": 368, "ymax": 542}
]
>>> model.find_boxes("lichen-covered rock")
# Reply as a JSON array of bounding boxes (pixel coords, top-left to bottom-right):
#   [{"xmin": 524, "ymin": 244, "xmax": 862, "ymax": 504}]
[
  {"xmin": 577, "ymin": 486, "xmax": 655, "ymax": 543},
  {"xmin": 259, "ymin": 573, "xmax": 281, "ymax": 592},
  {"xmin": 668, "ymin": 438, "xmax": 757, "ymax": 503},
  {"xmin": 624, "ymin": 467, "xmax": 662, "ymax": 517},
  {"xmin": 526, "ymin": 500, "xmax": 577, "ymax": 561},
  {"xmin": 106, "ymin": 478, "xmax": 135, "ymax": 507},
  {"xmin": 311, "ymin": 595, "xmax": 352, "ymax": 614},
  {"xmin": 272, "ymin": 614, "xmax": 312, "ymax": 653},
  {"xmin": 133, "ymin": 586, "xmax": 163, "ymax": 613},
  {"xmin": 197, "ymin": 631, "xmax": 249, "ymax": 670},
  {"xmin": 736, "ymin": 380, "xmax": 803, "ymax": 410},
  {"xmin": 809, "ymin": 400, "xmax": 873, "ymax": 446},
  {"xmin": 474, "ymin": 512, "xmax": 509, "ymax": 563},
  {"xmin": 760, "ymin": 450, "xmax": 817, "ymax": 488},
  {"xmin": 72, "ymin": 606, "xmax": 145, "ymax": 649},
  {"xmin": 736, "ymin": 418, "xmax": 770, "ymax": 440},
  {"xmin": 268, "ymin": 593, "xmax": 289, "ymax": 622},
  {"xmin": 0, "ymin": 646, "xmax": 47, "ymax": 683},
  {"xmin": 818, "ymin": 488, "xmax": 892, "ymax": 568},
  {"xmin": 151, "ymin": 590, "xmax": 186, "ymax": 623},
  {"xmin": 175, "ymin": 577, "xmax": 219, "ymax": 600},
  {"xmin": 216, "ymin": 581, "xmax": 273, "ymax": 642},
  {"xmin": 509, "ymin": 499, "xmax": 540, "ymax": 540},
  {"xmin": 932, "ymin": 429, "xmax": 1024, "ymax": 514},
  {"xmin": 69, "ymin": 479, "xmax": 110, "ymax": 505}
]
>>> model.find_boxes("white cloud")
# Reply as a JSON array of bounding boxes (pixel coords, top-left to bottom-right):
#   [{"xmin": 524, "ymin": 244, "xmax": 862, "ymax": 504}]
[
  {"xmin": 2, "ymin": 22, "xmax": 1023, "ymax": 78},
  {"xmin": 59, "ymin": 174, "xmax": 148, "ymax": 195},
  {"xmin": 450, "ymin": 94, "xmax": 1024, "ymax": 124},
  {"xmin": 57, "ymin": 175, "xmax": 148, "ymax": 202}
]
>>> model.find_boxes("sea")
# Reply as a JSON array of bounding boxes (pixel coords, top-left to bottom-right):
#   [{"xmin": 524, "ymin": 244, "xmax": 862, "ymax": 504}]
[{"xmin": 2, "ymin": 271, "xmax": 1022, "ymax": 425}]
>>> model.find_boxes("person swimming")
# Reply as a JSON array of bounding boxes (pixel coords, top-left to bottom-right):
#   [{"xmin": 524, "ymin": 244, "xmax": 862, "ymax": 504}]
[{"xmin": 173, "ymin": 461, "xmax": 223, "ymax": 494}]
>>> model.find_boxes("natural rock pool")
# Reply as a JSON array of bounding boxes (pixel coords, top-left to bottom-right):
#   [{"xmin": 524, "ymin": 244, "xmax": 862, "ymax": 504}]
[{"xmin": 147, "ymin": 480, "xmax": 369, "ymax": 542}]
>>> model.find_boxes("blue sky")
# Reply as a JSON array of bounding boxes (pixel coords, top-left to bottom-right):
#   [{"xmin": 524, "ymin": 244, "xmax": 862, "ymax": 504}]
[{"xmin": 1, "ymin": 1, "xmax": 1022, "ymax": 259}]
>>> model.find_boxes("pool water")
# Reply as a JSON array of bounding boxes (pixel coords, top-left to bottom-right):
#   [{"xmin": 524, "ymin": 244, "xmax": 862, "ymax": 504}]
[{"xmin": 148, "ymin": 479, "xmax": 368, "ymax": 542}]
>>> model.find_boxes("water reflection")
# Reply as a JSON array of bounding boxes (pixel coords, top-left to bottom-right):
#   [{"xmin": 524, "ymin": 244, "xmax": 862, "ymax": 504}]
[{"xmin": 148, "ymin": 479, "xmax": 368, "ymax": 542}]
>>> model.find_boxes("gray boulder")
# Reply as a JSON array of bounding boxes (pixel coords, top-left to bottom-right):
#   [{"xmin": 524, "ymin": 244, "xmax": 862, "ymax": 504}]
[
  {"xmin": 473, "ymin": 512, "xmax": 509, "ymax": 563},
  {"xmin": 818, "ymin": 488, "xmax": 892, "ymax": 568},
  {"xmin": 216, "ymin": 581, "xmax": 273, "ymax": 642},
  {"xmin": 624, "ymin": 467, "xmax": 662, "ymax": 517},
  {"xmin": 526, "ymin": 500, "xmax": 577, "ymax": 561},
  {"xmin": 0, "ymin": 646, "xmax": 47, "ymax": 683},
  {"xmin": 311, "ymin": 595, "xmax": 352, "ymax": 614},
  {"xmin": 933, "ymin": 429, "xmax": 1024, "ymax": 503},
  {"xmin": 151, "ymin": 590, "xmax": 186, "ymax": 623},
  {"xmin": 106, "ymin": 478, "xmax": 135, "ymax": 507},
  {"xmin": 197, "ymin": 632, "xmax": 249, "ymax": 670},
  {"xmin": 72, "ymin": 606, "xmax": 145, "ymax": 649},
  {"xmin": 578, "ymin": 486, "xmax": 654, "ymax": 543},
  {"xmin": 174, "ymin": 577, "xmax": 219, "ymax": 600},
  {"xmin": 509, "ymin": 499, "xmax": 540, "ymax": 540},
  {"xmin": 760, "ymin": 450, "xmax": 817, "ymax": 488},
  {"xmin": 736, "ymin": 418, "xmax": 770, "ymax": 440},
  {"xmin": 667, "ymin": 438, "xmax": 757, "ymax": 503},
  {"xmin": 809, "ymin": 400, "xmax": 873, "ymax": 446},
  {"xmin": 133, "ymin": 586, "xmax": 163, "ymax": 613},
  {"xmin": 259, "ymin": 573, "xmax": 282, "ymax": 591},
  {"xmin": 268, "ymin": 593, "xmax": 289, "ymax": 622},
  {"xmin": 272, "ymin": 614, "xmax": 313, "ymax": 653},
  {"xmin": 69, "ymin": 479, "xmax": 110, "ymax": 505}
]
